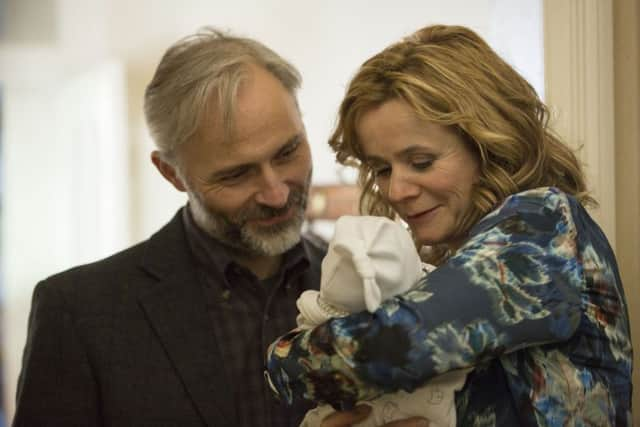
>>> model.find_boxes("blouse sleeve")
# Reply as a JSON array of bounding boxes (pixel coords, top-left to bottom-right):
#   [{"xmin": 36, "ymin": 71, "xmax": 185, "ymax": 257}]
[{"xmin": 265, "ymin": 187, "xmax": 584, "ymax": 410}]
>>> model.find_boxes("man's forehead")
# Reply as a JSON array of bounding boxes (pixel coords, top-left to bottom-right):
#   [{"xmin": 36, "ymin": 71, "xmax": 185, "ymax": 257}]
[
  {"xmin": 190, "ymin": 128, "xmax": 305, "ymax": 174},
  {"xmin": 199, "ymin": 67, "xmax": 301, "ymax": 146},
  {"xmin": 197, "ymin": 110, "xmax": 304, "ymax": 153}
]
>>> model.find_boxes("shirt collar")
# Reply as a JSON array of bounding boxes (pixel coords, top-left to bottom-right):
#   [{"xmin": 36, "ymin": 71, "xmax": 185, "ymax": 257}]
[{"xmin": 181, "ymin": 204, "xmax": 310, "ymax": 285}]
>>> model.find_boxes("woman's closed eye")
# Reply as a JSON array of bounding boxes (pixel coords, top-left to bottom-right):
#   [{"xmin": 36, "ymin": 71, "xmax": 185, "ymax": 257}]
[
  {"xmin": 411, "ymin": 158, "xmax": 434, "ymax": 171},
  {"xmin": 371, "ymin": 157, "xmax": 434, "ymax": 177}
]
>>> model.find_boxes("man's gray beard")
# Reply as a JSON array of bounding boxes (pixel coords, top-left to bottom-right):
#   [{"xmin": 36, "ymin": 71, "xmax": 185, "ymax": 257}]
[{"xmin": 187, "ymin": 181, "xmax": 309, "ymax": 257}]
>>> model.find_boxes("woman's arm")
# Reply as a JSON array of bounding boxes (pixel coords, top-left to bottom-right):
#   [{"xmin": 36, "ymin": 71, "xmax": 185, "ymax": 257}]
[{"xmin": 266, "ymin": 187, "xmax": 584, "ymax": 409}]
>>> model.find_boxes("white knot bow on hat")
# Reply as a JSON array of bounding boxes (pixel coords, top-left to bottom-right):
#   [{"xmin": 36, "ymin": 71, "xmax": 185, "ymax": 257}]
[{"xmin": 296, "ymin": 216, "xmax": 426, "ymax": 328}]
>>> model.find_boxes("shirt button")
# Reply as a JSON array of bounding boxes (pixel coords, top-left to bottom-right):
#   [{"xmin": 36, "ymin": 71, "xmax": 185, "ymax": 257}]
[{"xmin": 264, "ymin": 314, "xmax": 270, "ymax": 321}]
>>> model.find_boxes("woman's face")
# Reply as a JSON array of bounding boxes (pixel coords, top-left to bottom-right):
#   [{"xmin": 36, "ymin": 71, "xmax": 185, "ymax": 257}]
[{"xmin": 356, "ymin": 99, "xmax": 480, "ymax": 247}]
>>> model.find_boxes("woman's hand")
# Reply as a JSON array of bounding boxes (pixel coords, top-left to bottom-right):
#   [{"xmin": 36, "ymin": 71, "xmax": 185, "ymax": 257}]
[
  {"xmin": 380, "ymin": 420, "xmax": 429, "ymax": 427},
  {"xmin": 319, "ymin": 405, "xmax": 429, "ymax": 427}
]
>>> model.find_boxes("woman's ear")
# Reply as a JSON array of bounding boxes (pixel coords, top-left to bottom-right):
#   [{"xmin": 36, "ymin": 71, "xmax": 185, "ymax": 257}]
[{"xmin": 151, "ymin": 151, "xmax": 187, "ymax": 192}]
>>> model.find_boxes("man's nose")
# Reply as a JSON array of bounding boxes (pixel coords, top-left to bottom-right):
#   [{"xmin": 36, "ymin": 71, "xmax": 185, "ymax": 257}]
[{"xmin": 255, "ymin": 168, "xmax": 290, "ymax": 208}]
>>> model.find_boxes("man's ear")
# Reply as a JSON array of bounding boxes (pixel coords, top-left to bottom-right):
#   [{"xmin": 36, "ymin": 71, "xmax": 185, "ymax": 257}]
[{"xmin": 151, "ymin": 151, "xmax": 187, "ymax": 192}]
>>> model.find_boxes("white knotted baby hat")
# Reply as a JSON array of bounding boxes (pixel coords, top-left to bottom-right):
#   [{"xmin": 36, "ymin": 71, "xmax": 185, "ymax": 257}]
[{"xmin": 296, "ymin": 215, "xmax": 426, "ymax": 327}]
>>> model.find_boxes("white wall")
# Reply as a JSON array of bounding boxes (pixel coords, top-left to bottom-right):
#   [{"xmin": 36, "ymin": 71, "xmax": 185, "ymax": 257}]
[
  {"xmin": 1, "ymin": 63, "xmax": 131, "ymax": 422},
  {"xmin": 0, "ymin": 0, "xmax": 542, "ymax": 422},
  {"xmin": 112, "ymin": 0, "xmax": 544, "ymax": 240}
]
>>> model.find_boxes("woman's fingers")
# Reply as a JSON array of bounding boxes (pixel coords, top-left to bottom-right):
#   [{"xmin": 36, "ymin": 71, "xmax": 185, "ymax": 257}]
[
  {"xmin": 319, "ymin": 406, "xmax": 429, "ymax": 427},
  {"xmin": 319, "ymin": 405, "xmax": 372, "ymax": 427},
  {"xmin": 381, "ymin": 417, "xmax": 429, "ymax": 427}
]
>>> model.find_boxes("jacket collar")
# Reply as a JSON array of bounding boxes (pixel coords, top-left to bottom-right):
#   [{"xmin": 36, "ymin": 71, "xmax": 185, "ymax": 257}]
[{"xmin": 137, "ymin": 208, "xmax": 236, "ymax": 426}]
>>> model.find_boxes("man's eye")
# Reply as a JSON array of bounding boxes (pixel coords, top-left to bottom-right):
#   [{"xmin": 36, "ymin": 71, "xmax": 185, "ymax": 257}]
[
  {"xmin": 219, "ymin": 169, "xmax": 248, "ymax": 183},
  {"xmin": 277, "ymin": 143, "xmax": 299, "ymax": 160}
]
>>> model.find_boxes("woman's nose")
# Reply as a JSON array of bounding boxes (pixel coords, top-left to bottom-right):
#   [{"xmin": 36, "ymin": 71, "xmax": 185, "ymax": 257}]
[{"xmin": 386, "ymin": 171, "xmax": 420, "ymax": 203}]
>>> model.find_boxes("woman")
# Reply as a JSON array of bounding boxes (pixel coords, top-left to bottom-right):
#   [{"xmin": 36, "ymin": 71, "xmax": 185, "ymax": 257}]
[{"xmin": 266, "ymin": 25, "xmax": 632, "ymax": 426}]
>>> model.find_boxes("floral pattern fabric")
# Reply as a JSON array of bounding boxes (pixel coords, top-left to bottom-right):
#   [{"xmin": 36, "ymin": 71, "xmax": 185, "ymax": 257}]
[{"xmin": 266, "ymin": 187, "xmax": 633, "ymax": 426}]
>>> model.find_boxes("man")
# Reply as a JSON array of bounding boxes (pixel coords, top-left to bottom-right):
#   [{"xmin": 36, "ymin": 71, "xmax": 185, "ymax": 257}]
[{"xmin": 13, "ymin": 28, "xmax": 325, "ymax": 427}]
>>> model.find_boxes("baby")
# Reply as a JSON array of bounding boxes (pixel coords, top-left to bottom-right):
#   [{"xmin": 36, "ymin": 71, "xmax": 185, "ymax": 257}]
[{"xmin": 295, "ymin": 215, "xmax": 469, "ymax": 427}]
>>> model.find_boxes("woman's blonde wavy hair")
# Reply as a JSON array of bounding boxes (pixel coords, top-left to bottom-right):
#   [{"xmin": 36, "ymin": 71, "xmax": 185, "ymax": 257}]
[{"xmin": 329, "ymin": 25, "xmax": 595, "ymax": 264}]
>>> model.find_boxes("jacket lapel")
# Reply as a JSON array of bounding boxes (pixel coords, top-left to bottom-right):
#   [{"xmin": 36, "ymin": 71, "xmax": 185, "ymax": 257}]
[{"xmin": 138, "ymin": 211, "xmax": 235, "ymax": 427}]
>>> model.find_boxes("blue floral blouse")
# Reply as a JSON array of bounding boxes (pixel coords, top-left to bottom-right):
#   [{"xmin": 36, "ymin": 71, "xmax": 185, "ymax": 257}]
[{"xmin": 266, "ymin": 187, "xmax": 633, "ymax": 426}]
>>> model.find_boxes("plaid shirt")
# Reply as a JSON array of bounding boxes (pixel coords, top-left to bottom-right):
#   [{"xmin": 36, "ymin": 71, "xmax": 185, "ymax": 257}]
[{"xmin": 182, "ymin": 208, "xmax": 326, "ymax": 427}]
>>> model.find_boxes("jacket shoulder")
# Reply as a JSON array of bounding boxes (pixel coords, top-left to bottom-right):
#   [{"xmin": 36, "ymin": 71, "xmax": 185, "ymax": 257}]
[
  {"xmin": 43, "ymin": 240, "xmax": 147, "ymax": 286},
  {"xmin": 32, "ymin": 240, "xmax": 151, "ymax": 313},
  {"xmin": 36, "ymin": 209, "xmax": 187, "ymax": 301}
]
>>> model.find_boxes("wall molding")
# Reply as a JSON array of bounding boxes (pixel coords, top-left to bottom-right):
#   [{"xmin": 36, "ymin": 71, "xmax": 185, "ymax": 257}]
[
  {"xmin": 613, "ymin": 0, "xmax": 640, "ymax": 423},
  {"xmin": 543, "ymin": 0, "xmax": 616, "ymax": 245}
]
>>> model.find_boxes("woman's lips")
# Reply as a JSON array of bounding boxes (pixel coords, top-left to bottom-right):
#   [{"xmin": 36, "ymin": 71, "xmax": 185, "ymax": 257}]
[{"xmin": 405, "ymin": 205, "xmax": 441, "ymax": 225}]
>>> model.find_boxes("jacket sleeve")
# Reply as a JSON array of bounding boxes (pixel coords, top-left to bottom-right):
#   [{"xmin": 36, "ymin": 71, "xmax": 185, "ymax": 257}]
[
  {"xmin": 13, "ymin": 279, "xmax": 101, "ymax": 427},
  {"xmin": 265, "ymin": 187, "xmax": 584, "ymax": 409}
]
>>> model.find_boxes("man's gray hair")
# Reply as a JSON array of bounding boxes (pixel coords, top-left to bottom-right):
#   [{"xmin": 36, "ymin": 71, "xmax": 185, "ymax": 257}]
[{"xmin": 144, "ymin": 27, "xmax": 302, "ymax": 164}]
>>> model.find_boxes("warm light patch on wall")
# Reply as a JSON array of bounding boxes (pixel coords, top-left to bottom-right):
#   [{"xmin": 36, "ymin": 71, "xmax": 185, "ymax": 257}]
[{"xmin": 306, "ymin": 185, "xmax": 360, "ymax": 221}]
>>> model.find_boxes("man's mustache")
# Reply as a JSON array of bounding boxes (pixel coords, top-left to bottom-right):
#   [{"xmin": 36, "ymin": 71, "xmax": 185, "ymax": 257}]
[{"xmin": 240, "ymin": 186, "xmax": 307, "ymax": 222}]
